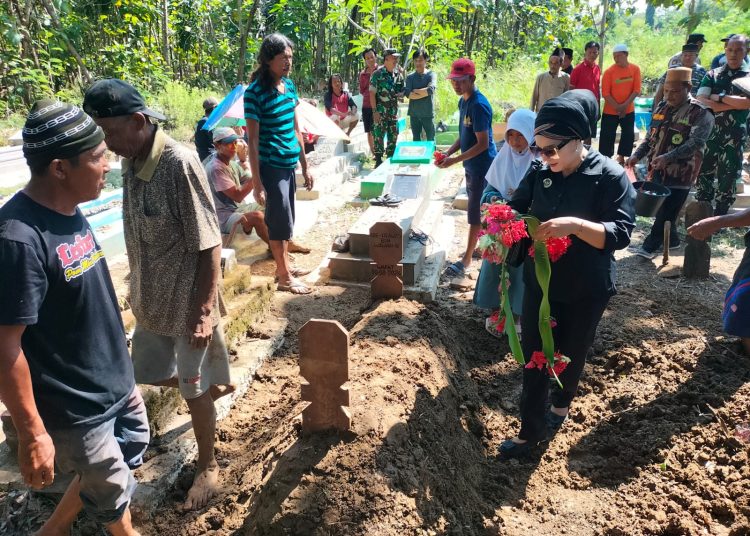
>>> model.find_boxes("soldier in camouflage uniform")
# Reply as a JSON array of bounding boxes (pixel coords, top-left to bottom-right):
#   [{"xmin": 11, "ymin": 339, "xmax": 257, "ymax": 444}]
[
  {"xmin": 695, "ymin": 35, "xmax": 750, "ymax": 216},
  {"xmin": 369, "ymin": 48, "xmax": 404, "ymax": 167},
  {"xmin": 626, "ymin": 67, "xmax": 714, "ymax": 259}
]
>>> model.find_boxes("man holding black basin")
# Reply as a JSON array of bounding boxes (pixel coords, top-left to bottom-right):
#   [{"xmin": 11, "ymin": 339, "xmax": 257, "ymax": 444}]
[{"xmin": 626, "ymin": 67, "xmax": 714, "ymax": 259}]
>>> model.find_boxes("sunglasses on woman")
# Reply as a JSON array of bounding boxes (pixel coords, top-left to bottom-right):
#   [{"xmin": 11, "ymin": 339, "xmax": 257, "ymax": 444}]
[{"xmin": 536, "ymin": 138, "xmax": 572, "ymax": 158}]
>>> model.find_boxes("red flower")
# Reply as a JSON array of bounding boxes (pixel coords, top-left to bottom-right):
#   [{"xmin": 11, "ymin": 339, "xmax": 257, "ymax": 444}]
[
  {"xmin": 500, "ymin": 219, "xmax": 528, "ymax": 247},
  {"xmin": 433, "ymin": 151, "xmax": 446, "ymax": 164},
  {"xmin": 524, "ymin": 350, "xmax": 570, "ymax": 377},
  {"xmin": 488, "ymin": 310, "xmax": 506, "ymax": 333},
  {"xmin": 486, "ymin": 203, "xmax": 515, "ymax": 223},
  {"xmin": 547, "ymin": 236, "xmax": 572, "ymax": 262},
  {"xmin": 528, "ymin": 235, "xmax": 573, "ymax": 262}
]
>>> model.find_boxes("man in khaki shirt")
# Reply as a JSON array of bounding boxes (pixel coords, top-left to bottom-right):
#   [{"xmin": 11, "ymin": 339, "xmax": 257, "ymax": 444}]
[
  {"xmin": 530, "ymin": 52, "xmax": 571, "ymax": 112},
  {"xmin": 84, "ymin": 79, "xmax": 231, "ymax": 512}
]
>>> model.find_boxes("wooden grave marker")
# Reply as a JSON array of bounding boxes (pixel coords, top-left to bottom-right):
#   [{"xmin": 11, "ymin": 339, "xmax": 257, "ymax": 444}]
[
  {"xmin": 683, "ymin": 201, "xmax": 713, "ymax": 279},
  {"xmin": 299, "ymin": 319, "xmax": 351, "ymax": 432},
  {"xmin": 369, "ymin": 221, "xmax": 403, "ymax": 299}
]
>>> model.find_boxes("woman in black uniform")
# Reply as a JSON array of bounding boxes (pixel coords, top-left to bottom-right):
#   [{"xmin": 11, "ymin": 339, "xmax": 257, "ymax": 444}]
[{"xmin": 501, "ymin": 96, "xmax": 636, "ymax": 458}]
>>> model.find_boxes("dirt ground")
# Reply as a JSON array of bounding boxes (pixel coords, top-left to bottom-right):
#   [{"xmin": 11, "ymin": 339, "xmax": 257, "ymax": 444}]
[{"xmin": 4, "ymin": 168, "xmax": 750, "ymax": 535}]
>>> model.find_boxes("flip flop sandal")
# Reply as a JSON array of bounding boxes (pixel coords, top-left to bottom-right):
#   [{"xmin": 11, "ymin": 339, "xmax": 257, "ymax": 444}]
[
  {"xmin": 370, "ymin": 193, "xmax": 403, "ymax": 207},
  {"xmin": 274, "ymin": 267, "xmax": 311, "ymax": 282},
  {"xmin": 276, "ymin": 279, "xmax": 312, "ymax": 294},
  {"xmin": 443, "ymin": 260, "xmax": 466, "ymax": 279}
]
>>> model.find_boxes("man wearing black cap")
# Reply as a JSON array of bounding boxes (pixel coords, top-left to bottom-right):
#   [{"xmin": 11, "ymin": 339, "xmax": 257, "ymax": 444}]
[
  {"xmin": 0, "ymin": 100, "xmax": 147, "ymax": 534},
  {"xmin": 84, "ymin": 79, "xmax": 231, "ymax": 511},
  {"xmin": 668, "ymin": 33, "xmax": 705, "ymax": 68},
  {"xmin": 195, "ymin": 96, "xmax": 218, "ymax": 162},
  {"xmin": 561, "ymin": 48, "xmax": 574, "ymax": 75},
  {"xmin": 369, "ymin": 48, "xmax": 405, "ymax": 167},
  {"xmin": 653, "ymin": 43, "xmax": 706, "ymax": 106},
  {"xmin": 711, "ymin": 34, "xmax": 750, "ymax": 70}
]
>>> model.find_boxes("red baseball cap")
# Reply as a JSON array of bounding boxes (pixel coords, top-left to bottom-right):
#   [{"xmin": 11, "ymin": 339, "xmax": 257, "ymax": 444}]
[{"xmin": 447, "ymin": 58, "xmax": 476, "ymax": 80}]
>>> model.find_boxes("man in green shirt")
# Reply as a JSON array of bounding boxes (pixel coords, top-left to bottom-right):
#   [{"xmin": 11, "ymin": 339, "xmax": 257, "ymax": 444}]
[
  {"xmin": 369, "ymin": 48, "xmax": 405, "ymax": 167},
  {"xmin": 695, "ymin": 34, "xmax": 750, "ymax": 215}
]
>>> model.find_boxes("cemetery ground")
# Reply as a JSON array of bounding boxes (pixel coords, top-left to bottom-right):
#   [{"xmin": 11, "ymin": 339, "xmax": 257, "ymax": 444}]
[{"xmin": 2, "ymin": 167, "xmax": 750, "ymax": 535}]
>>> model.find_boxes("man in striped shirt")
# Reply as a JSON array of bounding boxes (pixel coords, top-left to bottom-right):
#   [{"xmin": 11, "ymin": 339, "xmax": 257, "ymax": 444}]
[{"xmin": 244, "ymin": 33, "xmax": 314, "ymax": 294}]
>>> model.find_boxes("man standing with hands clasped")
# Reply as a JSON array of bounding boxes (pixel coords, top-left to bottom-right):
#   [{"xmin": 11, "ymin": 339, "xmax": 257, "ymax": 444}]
[{"xmin": 599, "ymin": 43, "xmax": 641, "ymax": 164}]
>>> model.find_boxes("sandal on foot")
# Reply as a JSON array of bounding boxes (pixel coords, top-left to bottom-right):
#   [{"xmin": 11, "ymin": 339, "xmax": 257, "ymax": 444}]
[
  {"xmin": 499, "ymin": 439, "xmax": 533, "ymax": 459},
  {"xmin": 545, "ymin": 410, "xmax": 568, "ymax": 438},
  {"xmin": 288, "ymin": 241, "xmax": 311, "ymax": 254},
  {"xmin": 443, "ymin": 260, "xmax": 466, "ymax": 279},
  {"xmin": 276, "ymin": 279, "xmax": 312, "ymax": 294},
  {"xmin": 274, "ymin": 267, "xmax": 312, "ymax": 282}
]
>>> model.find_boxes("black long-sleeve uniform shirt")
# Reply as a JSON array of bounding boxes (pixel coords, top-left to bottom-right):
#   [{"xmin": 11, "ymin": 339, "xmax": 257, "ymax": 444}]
[{"xmin": 509, "ymin": 149, "xmax": 636, "ymax": 303}]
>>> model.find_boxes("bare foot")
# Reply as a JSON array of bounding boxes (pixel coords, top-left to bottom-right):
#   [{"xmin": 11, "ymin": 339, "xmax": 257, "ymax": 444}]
[
  {"xmin": 210, "ymin": 383, "xmax": 236, "ymax": 401},
  {"xmin": 182, "ymin": 465, "xmax": 220, "ymax": 511},
  {"xmin": 34, "ymin": 524, "xmax": 71, "ymax": 536}
]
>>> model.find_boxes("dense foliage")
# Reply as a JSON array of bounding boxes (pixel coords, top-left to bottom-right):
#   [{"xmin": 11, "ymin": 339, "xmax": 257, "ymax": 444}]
[{"xmin": 0, "ymin": 0, "xmax": 748, "ymax": 138}]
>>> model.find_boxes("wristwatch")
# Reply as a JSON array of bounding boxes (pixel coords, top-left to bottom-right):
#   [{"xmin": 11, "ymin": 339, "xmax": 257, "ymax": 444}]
[{"xmin": 718, "ymin": 91, "xmax": 726, "ymax": 103}]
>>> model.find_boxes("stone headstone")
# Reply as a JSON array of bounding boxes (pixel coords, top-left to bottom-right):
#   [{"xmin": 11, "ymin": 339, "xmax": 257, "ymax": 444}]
[
  {"xmin": 369, "ymin": 221, "xmax": 403, "ymax": 299},
  {"xmin": 299, "ymin": 319, "xmax": 351, "ymax": 432},
  {"xmin": 683, "ymin": 201, "xmax": 713, "ymax": 278}
]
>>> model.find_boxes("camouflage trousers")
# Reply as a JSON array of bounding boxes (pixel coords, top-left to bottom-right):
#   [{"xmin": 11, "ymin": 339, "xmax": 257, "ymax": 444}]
[
  {"xmin": 373, "ymin": 117, "xmax": 398, "ymax": 161},
  {"xmin": 695, "ymin": 128, "xmax": 745, "ymax": 216}
]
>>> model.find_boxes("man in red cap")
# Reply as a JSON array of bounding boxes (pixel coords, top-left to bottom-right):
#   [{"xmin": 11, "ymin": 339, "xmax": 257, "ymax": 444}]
[{"xmin": 437, "ymin": 58, "xmax": 497, "ymax": 279}]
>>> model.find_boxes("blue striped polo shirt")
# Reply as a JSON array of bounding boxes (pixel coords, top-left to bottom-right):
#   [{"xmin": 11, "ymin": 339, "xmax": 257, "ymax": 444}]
[{"xmin": 244, "ymin": 77, "xmax": 300, "ymax": 169}]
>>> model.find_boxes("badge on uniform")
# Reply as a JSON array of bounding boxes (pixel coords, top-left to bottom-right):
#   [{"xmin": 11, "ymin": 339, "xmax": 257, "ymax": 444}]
[
  {"xmin": 672, "ymin": 133, "xmax": 684, "ymax": 145},
  {"xmin": 543, "ymin": 177, "xmax": 552, "ymax": 188}
]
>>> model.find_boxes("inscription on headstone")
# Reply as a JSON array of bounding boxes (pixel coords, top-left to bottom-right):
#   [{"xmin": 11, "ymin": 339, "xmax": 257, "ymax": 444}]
[
  {"xmin": 299, "ymin": 319, "xmax": 351, "ymax": 432},
  {"xmin": 369, "ymin": 222, "xmax": 403, "ymax": 299},
  {"xmin": 683, "ymin": 201, "xmax": 712, "ymax": 279}
]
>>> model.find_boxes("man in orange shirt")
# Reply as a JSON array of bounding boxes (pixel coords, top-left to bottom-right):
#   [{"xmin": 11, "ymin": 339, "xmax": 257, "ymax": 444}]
[{"xmin": 600, "ymin": 43, "xmax": 641, "ymax": 164}]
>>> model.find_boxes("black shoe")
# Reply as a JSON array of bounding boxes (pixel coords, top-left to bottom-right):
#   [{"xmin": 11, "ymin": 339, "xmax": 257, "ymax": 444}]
[
  {"xmin": 499, "ymin": 439, "xmax": 533, "ymax": 459},
  {"xmin": 545, "ymin": 411, "xmax": 568, "ymax": 438}
]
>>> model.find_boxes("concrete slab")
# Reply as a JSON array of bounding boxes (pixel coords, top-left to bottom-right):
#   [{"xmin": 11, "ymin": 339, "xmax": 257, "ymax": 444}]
[{"xmin": 453, "ymin": 177, "xmax": 468, "ymax": 210}]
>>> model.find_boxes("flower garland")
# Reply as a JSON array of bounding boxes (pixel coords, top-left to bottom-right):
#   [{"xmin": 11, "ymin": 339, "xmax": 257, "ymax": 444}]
[{"xmin": 477, "ymin": 200, "xmax": 572, "ymax": 387}]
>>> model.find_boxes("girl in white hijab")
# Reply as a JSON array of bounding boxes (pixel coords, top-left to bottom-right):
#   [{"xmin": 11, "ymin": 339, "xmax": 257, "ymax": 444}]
[{"xmin": 474, "ymin": 109, "xmax": 538, "ymax": 337}]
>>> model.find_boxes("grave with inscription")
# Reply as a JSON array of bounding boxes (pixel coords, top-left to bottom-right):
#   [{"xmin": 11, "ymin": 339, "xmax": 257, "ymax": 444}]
[
  {"xmin": 369, "ymin": 221, "xmax": 403, "ymax": 299},
  {"xmin": 299, "ymin": 319, "xmax": 351, "ymax": 432}
]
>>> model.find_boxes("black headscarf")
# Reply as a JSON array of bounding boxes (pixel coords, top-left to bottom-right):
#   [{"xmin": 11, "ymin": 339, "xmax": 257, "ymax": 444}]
[
  {"xmin": 534, "ymin": 95, "xmax": 590, "ymax": 141},
  {"xmin": 559, "ymin": 89, "xmax": 598, "ymax": 140}
]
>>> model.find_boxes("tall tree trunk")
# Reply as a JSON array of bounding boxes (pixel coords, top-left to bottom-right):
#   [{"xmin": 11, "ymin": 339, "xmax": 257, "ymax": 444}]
[
  {"xmin": 161, "ymin": 0, "xmax": 170, "ymax": 65},
  {"xmin": 205, "ymin": 15, "xmax": 228, "ymax": 88},
  {"xmin": 237, "ymin": 0, "xmax": 261, "ymax": 82},
  {"xmin": 598, "ymin": 0, "xmax": 610, "ymax": 68},
  {"xmin": 342, "ymin": 6, "xmax": 359, "ymax": 82},
  {"xmin": 313, "ymin": 0, "xmax": 328, "ymax": 82},
  {"xmin": 38, "ymin": 0, "xmax": 92, "ymax": 84}
]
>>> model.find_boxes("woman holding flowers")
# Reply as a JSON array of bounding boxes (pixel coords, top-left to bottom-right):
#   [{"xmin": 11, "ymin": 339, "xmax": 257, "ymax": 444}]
[
  {"xmin": 474, "ymin": 109, "xmax": 537, "ymax": 336},
  {"xmin": 500, "ymin": 96, "xmax": 636, "ymax": 458}
]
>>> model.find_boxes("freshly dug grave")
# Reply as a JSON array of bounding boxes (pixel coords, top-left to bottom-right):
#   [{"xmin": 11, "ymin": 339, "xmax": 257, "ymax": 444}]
[{"xmin": 139, "ymin": 235, "xmax": 750, "ymax": 535}]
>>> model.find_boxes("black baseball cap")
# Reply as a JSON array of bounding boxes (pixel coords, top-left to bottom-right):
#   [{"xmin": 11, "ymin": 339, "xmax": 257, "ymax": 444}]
[
  {"xmin": 83, "ymin": 79, "xmax": 166, "ymax": 121},
  {"xmin": 721, "ymin": 33, "xmax": 737, "ymax": 42},
  {"xmin": 383, "ymin": 48, "xmax": 401, "ymax": 59},
  {"xmin": 687, "ymin": 33, "xmax": 706, "ymax": 44},
  {"xmin": 682, "ymin": 43, "xmax": 700, "ymax": 53}
]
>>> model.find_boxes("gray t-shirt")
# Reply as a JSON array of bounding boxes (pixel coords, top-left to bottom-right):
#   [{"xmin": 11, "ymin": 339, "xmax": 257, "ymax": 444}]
[{"xmin": 405, "ymin": 70, "xmax": 436, "ymax": 117}]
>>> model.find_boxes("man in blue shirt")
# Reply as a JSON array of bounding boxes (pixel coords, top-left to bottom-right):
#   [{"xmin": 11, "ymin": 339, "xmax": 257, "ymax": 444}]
[
  {"xmin": 437, "ymin": 58, "xmax": 497, "ymax": 278},
  {"xmin": 0, "ymin": 100, "xmax": 147, "ymax": 535}
]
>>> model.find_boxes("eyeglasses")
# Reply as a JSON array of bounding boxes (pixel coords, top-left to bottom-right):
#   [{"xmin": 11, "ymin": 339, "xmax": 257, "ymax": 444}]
[{"xmin": 536, "ymin": 138, "xmax": 572, "ymax": 158}]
